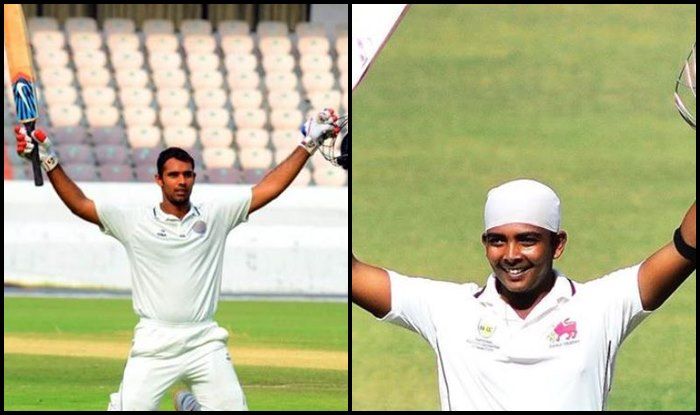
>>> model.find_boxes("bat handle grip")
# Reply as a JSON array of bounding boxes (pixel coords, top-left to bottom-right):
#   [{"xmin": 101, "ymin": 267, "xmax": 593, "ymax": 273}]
[{"xmin": 25, "ymin": 121, "xmax": 44, "ymax": 186}]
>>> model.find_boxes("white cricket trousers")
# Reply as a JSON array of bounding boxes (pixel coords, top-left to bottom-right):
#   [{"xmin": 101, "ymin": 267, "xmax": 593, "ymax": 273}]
[{"xmin": 107, "ymin": 318, "xmax": 247, "ymax": 411}]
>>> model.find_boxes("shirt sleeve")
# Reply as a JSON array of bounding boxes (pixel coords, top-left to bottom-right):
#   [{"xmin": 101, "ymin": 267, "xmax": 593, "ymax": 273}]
[
  {"xmin": 215, "ymin": 188, "xmax": 253, "ymax": 232},
  {"xmin": 95, "ymin": 202, "xmax": 139, "ymax": 243},
  {"xmin": 586, "ymin": 263, "xmax": 651, "ymax": 344},
  {"xmin": 380, "ymin": 270, "xmax": 477, "ymax": 346}
]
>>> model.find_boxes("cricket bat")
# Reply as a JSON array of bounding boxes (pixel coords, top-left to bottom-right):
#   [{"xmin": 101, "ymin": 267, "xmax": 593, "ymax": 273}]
[
  {"xmin": 352, "ymin": 4, "xmax": 410, "ymax": 92},
  {"xmin": 5, "ymin": 4, "xmax": 43, "ymax": 186}
]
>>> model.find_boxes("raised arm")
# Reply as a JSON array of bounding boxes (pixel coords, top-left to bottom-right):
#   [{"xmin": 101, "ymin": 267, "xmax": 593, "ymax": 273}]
[
  {"xmin": 15, "ymin": 127, "xmax": 99, "ymax": 225},
  {"xmin": 638, "ymin": 202, "xmax": 696, "ymax": 311},
  {"xmin": 352, "ymin": 253, "xmax": 392, "ymax": 318},
  {"xmin": 249, "ymin": 147, "xmax": 309, "ymax": 214},
  {"xmin": 249, "ymin": 108, "xmax": 341, "ymax": 215},
  {"xmin": 47, "ymin": 164, "xmax": 100, "ymax": 225}
]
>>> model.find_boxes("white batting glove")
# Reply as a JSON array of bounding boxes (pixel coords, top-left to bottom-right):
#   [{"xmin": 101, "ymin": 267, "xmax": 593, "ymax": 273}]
[
  {"xmin": 15, "ymin": 126, "xmax": 59, "ymax": 172},
  {"xmin": 300, "ymin": 108, "xmax": 341, "ymax": 154}
]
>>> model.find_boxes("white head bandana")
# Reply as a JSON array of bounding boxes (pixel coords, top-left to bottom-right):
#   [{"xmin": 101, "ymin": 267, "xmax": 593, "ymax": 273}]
[{"xmin": 484, "ymin": 179, "xmax": 561, "ymax": 232}]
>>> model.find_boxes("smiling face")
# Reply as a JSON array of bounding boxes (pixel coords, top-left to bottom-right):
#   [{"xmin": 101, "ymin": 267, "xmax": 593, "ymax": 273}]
[
  {"xmin": 156, "ymin": 158, "xmax": 196, "ymax": 206},
  {"xmin": 482, "ymin": 223, "xmax": 567, "ymax": 296}
]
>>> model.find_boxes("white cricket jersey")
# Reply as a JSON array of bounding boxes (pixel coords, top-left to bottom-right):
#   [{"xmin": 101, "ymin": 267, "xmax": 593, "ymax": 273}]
[
  {"xmin": 381, "ymin": 264, "xmax": 651, "ymax": 411},
  {"xmin": 97, "ymin": 191, "xmax": 251, "ymax": 324}
]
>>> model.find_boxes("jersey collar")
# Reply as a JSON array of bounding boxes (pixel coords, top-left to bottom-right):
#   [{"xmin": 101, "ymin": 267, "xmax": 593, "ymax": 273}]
[
  {"xmin": 476, "ymin": 269, "xmax": 577, "ymax": 321},
  {"xmin": 153, "ymin": 203, "xmax": 200, "ymax": 222}
]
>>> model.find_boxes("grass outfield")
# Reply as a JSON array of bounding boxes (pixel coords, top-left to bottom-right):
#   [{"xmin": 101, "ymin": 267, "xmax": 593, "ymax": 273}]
[
  {"xmin": 353, "ymin": 4, "xmax": 696, "ymax": 411},
  {"xmin": 4, "ymin": 297, "xmax": 347, "ymax": 410}
]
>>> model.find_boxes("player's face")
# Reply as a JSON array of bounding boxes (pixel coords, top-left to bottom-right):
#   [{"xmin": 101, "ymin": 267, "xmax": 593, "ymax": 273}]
[
  {"xmin": 158, "ymin": 159, "xmax": 196, "ymax": 205},
  {"xmin": 482, "ymin": 223, "xmax": 567, "ymax": 295}
]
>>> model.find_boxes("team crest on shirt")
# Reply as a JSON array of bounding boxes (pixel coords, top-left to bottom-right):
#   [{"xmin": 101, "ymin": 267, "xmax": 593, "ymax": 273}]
[
  {"xmin": 465, "ymin": 318, "xmax": 500, "ymax": 352},
  {"xmin": 548, "ymin": 318, "xmax": 580, "ymax": 347},
  {"xmin": 193, "ymin": 220, "xmax": 207, "ymax": 235},
  {"xmin": 477, "ymin": 318, "xmax": 496, "ymax": 338}
]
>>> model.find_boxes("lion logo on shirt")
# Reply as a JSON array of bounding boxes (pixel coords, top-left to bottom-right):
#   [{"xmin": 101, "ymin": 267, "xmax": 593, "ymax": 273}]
[{"xmin": 548, "ymin": 318, "xmax": 578, "ymax": 345}]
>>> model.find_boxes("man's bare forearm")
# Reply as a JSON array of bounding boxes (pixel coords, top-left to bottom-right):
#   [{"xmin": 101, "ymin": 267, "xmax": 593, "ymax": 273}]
[
  {"xmin": 249, "ymin": 146, "xmax": 310, "ymax": 213},
  {"xmin": 47, "ymin": 164, "xmax": 99, "ymax": 224}
]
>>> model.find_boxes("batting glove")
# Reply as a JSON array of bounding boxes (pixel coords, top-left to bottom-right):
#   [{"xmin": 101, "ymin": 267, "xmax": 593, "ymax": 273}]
[
  {"xmin": 15, "ymin": 126, "xmax": 59, "ymax": 172},
  {"xmin": 300, "ymin": 108, "xmax": 341, "ymax": 154}
]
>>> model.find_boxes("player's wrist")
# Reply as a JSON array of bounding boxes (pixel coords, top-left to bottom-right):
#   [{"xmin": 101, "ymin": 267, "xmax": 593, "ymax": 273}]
[
  {"xmin": 673, "ymin": 227, "xmax": 696, "ymax": 263},
  {"xmin": 42, "ymin": 154, "xmax": 59, "ymax": 172},
  {"xmin": 299, "ymin": 141, "xmax": 319, "ymax": 155}
]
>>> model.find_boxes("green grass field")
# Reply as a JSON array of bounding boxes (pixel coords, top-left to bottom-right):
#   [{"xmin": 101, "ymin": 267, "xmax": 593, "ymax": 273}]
[
  {"xmin": 353, "ymin": 4, "xmax": 696, "ymax": 411},
  {"xmin": 4, "ymin": 297, "xmax": 347, "ymax": 410}
]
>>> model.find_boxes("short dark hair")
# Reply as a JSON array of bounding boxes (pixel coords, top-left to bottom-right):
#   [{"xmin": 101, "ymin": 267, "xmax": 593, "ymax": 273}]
[{"xmin": 157, "ymin": 147, "xmax": 195, "ymax": 177}]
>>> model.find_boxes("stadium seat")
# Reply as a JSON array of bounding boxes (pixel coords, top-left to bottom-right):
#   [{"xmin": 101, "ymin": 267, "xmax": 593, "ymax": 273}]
[
  {"xmin": 223, "ymin": 53, "xmax": 257, "ymax": 74},
  {"xmin": 312, "ymin": 165, "xmax": 347, "ymax": 187},
  {"xmin": 230, "ymin": 89, "xmax": 263, "ymax": 110},
  {"xmin": 118, "ymin": 84, "xmax": 155, "ymax": 109},
  {"xmin": 148, "ymin": 51, "xmax": 182, "ymax": 70},
  {"xmin": 63, "ymin": 163, "xmax": 99, "ymax": 181},
  {"xmin": 195, "ymin": 108, "xmax": 230, "ymax": 129},
  {"xmin": 183, "ymin": 34, "xmax": 217, "ymax": 54},
  {"xmin": 99, "ymin": 164, "xmax": 134, "ymax": 182},
  {"xmin": 194, "ymin": 88, "xmax": 227, "ymax": 109},
  {"xmin": 123, "ymin": 106, "xmax": 158, "ymax": 127},
  {"xmin": 234, "ymin": 109, "xmax": 267, "ymax": 129},
  {"xmin": 239, "ymin": 148, "xmax": 273, "ymax": 170},
  {"xmin": 152, "ymin": 69, "xmax": 187, "ymax": 89},
  {"xmin": 290, "ymin": 166, "xmax": 311, "ymax": 187},
  {"xmin": 203, "ymin": 147, "xmax": 236, "ymax": 169},
  {"xmin": 218, "ymin": 20, "xmax": 250, "ymax": 36},
  {"xmin": 82, "ymin": 86, "xmax": 116, "ymax": 106},
  {"xmin": 227, "ymin": 71, "xmax": 260, "ymax": 90},
  {"xmin": 200, "ymin": 127, "xmax": 234, "ymax": 148},
  {"xmin": 190, "ymin": 69, "xmax": 224, "ymax": 90},
  {"xmin": 204, "ymin": 167, "xmax": 243, "ymax": 184},
  {"xmin": 271, "ymin": 129, "xmax": 299, "ymax": 151},
  {"xmin": 221, "ymin": 35, "xmax": 254, "ymax": 54},
  {"xmin": 242, "ymin": 168, "xmax": 268, "ymax": 184},
  {"xmin": 156, "ymin": 88, "xmax": 191, "ymax": 109},
  {"xmin": 262, "ymin": 54, "xmax": 295, "ymax": 74},
  {"xmin": 259, "ymin": 36, "xmax": 292, "ymax": 56},
  {"xmin": 127, "ymin": 126, "xmax": 161, "ymax": 148},
  {"xmin": 300, "ymin": 54, "xmax": 333, "ymax": 74},
  {"xmin": 90, "ymin": 126, "xmax": 125, "ymax": 145},
  {"xmin": 94, "ymin": 144, "xmax": 131, "ymax": 165},
  {"xmin": 106, "ymin": 31, "xmax": 139, "ymax": 50},
  {"xmin": 160, "ymin": 108, "xmax": 194, "ymax": 128},
  {"xmin": 85, "ymin": 106, "xmax": 120, "ymax": 128},
  {"xmin": 52, "ymin": 126, "xmax": 90, "ymax": 144},
  {"xmin": 265, "ymin": 72, "xmax": 298, "ymax": 92},
  {"xmin": 186, "ymin": 52, "xmax": 219, "ymax": 72},
  {"xmin": 302, "ymin": 72, "xmax": 335, "ymax": 93},
  {"xmin": 298, "ymin": 36, "xmax": 330, "ymax": 55},
  {"xmin": 163, "ymin": 126, "xmax": 198, "ymax": 148},
  {"xmin": 56, "ymin": 144, "xmax": 94, "ymax": 164},
  {"xmin": 236, "ymin": 129, "xmax": 269, "ymax": 149},
  {"xmin": 134, "ymin": 164, "xmax": 158, "ymax": 182},
  {"xmin": 270, "ymin": 109, "xmax": 303, "ymax": 130},
  {"xmin": 41, "ymin": 84, "xmax": 78, "ymax": 107},
  {"xmin": 308, "ymin": 90, "xmax": 341, "ymax": 111},
  {"xmin": 110, "ymin": 49, "xmax": 145, "ymax": 70},
  {"xmin": 267, "ymin": 90, "xmax": 301, "ymax": 110},
  {"xmin": 132, "ymin": 146, "xmax": 163, "ymax": 167}
]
